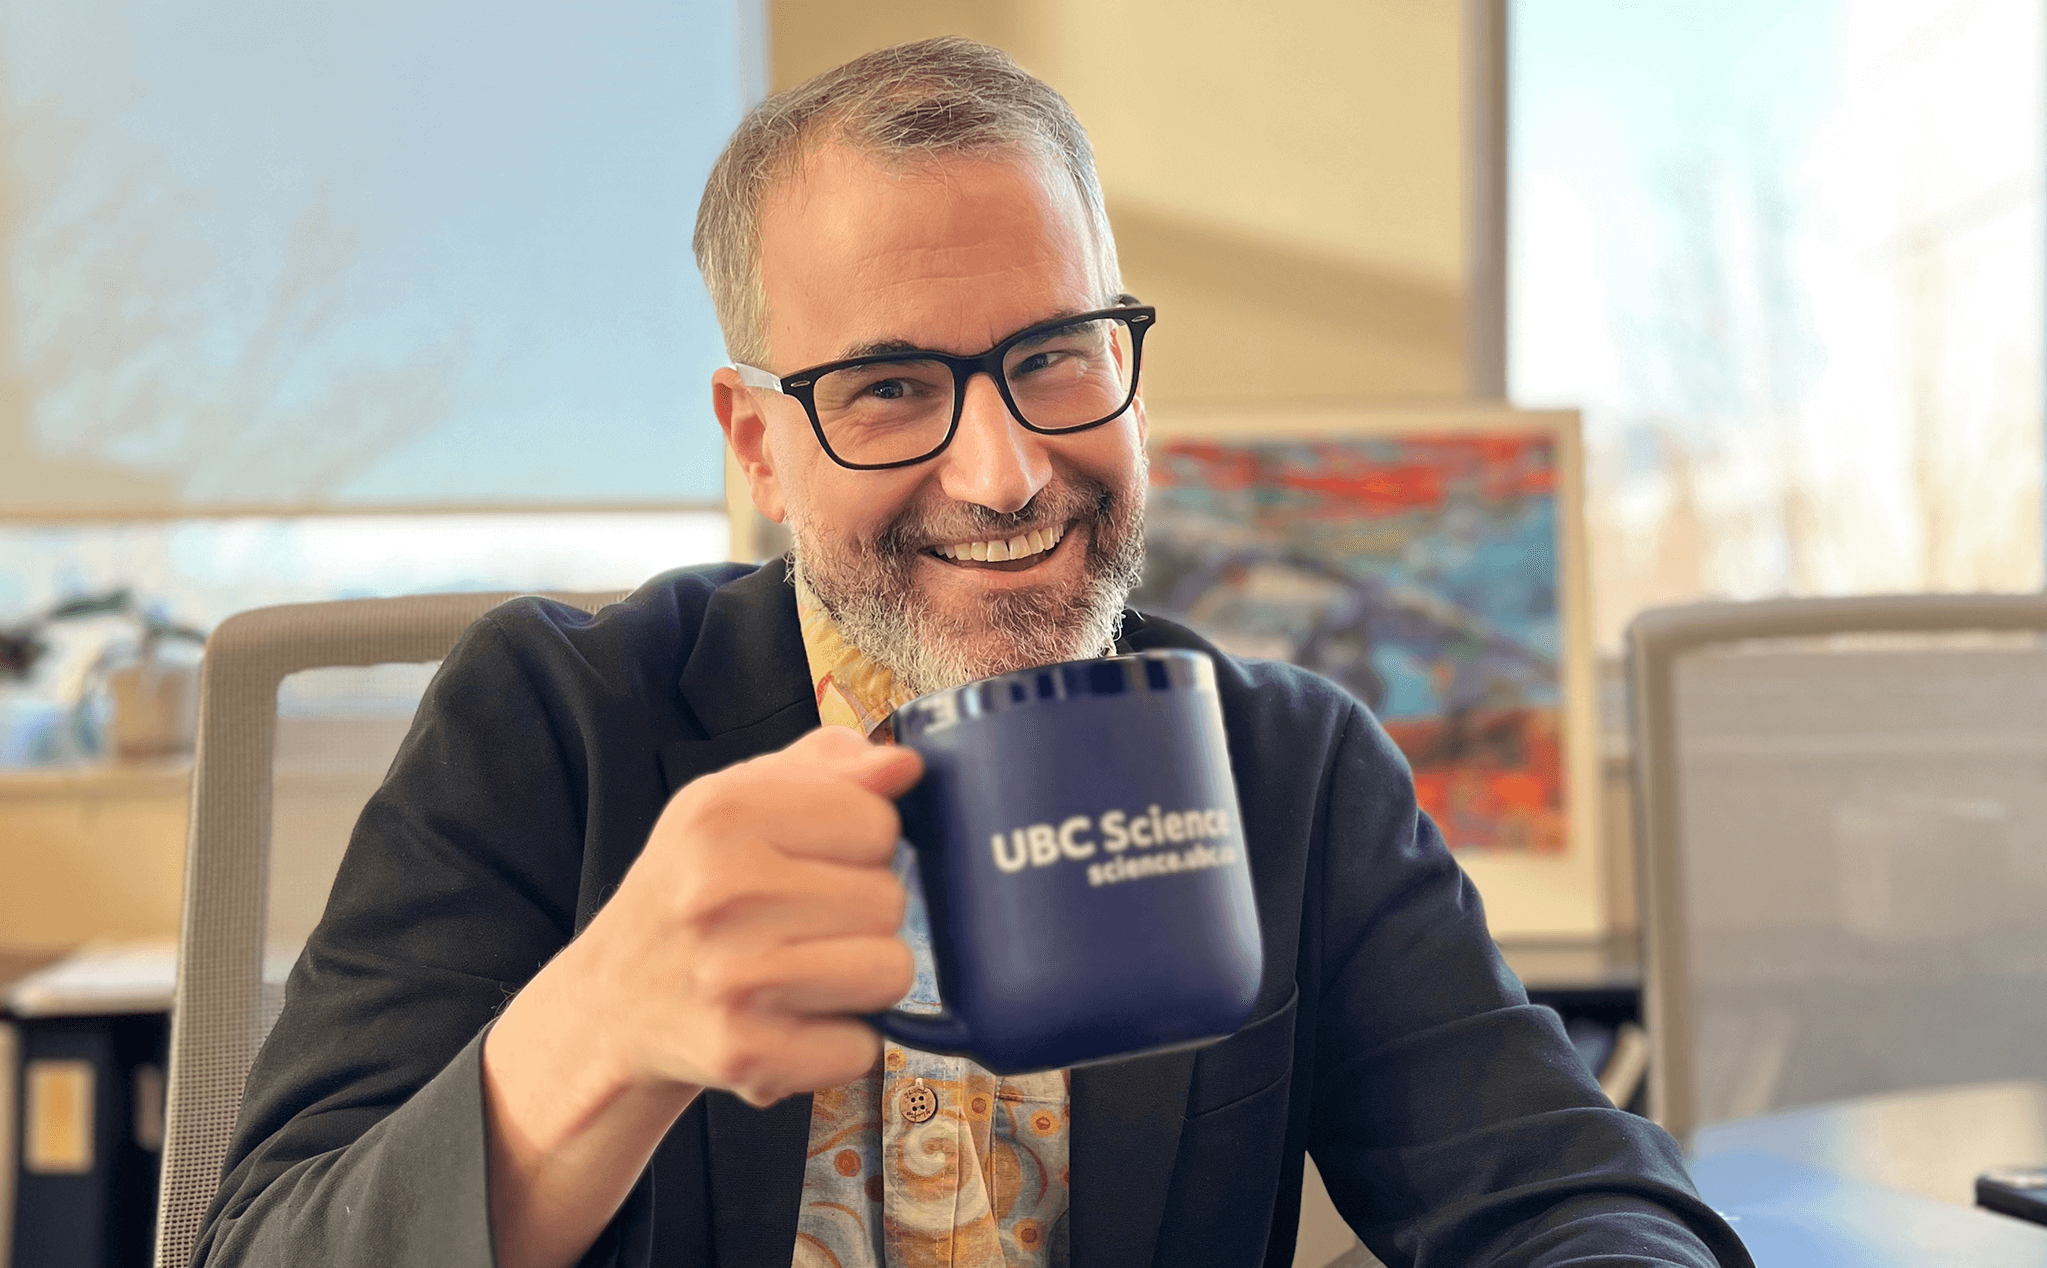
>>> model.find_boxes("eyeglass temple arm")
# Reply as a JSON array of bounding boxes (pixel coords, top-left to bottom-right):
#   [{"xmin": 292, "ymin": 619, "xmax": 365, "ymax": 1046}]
[{"xmin": 731, "ymin": 362, "xmax": 785, "ymax": 392}]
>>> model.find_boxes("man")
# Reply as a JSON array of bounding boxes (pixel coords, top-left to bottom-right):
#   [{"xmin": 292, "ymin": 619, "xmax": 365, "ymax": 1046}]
[{"xmin": 198, "ymin": 37, "xmax": 1749, "ymax": 1268}]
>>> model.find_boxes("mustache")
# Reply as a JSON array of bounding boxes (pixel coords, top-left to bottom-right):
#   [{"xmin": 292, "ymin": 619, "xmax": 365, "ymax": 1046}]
[{"xmin": 871, "ymin": 477, "xmax": 1118, "ymax": 559}]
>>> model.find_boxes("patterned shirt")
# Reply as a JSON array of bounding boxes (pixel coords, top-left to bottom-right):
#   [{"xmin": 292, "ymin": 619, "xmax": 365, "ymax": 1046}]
[{"xmin": 791, "ymin": 581, "xmax": 1073, "ymax": 1268}]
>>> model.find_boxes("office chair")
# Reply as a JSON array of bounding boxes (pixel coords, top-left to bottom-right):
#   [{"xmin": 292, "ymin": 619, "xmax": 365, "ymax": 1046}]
[
  {"xmin": 153, "ymin": 591, "xmax": 624, "ymax": 1268},
  {"xmin": 1626, "ymin": 593, "xmax": 2047, "ymax": 1146}
]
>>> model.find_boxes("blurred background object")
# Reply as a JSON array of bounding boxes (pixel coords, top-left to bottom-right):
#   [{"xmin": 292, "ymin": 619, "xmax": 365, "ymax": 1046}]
[{"xmin": 0, "ymin": 590, "xmax": 203, "ymax": 766}]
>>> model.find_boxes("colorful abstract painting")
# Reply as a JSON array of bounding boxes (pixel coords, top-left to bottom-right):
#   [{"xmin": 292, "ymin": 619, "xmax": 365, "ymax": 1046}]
[{"xmin": 1138, "ymin": 434, "xmax": 1566, "ymax": 854}]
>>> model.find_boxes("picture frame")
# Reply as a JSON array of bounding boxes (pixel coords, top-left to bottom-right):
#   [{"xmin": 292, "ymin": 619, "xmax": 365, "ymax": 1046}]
[{"xmin": 1141, "ymin": 404, "xmax": 1604, "ymax": 938}]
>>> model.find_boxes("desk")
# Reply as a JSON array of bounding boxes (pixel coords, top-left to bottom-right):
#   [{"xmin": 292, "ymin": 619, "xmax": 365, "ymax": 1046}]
[
  {"xmin": 1692, "ymin": 1151, "xmax": 2047, "ymax": 1266},
  {"xmin": 1693, "ymin": 1080, "xmax": 2047, "ymax": 1209}
]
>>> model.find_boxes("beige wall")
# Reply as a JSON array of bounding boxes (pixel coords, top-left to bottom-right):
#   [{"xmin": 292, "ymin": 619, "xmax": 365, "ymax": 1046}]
[
  {"xmin": 768, "ymin": 0, "xmax": 1471, "ymax": 410},
  {"xmin": 728, "ymin": 1, "xmax": 1474, "ymax": 558},
  {"xmin": 0, "ymin": 766, "xmax": 188, "ymax": 947}
]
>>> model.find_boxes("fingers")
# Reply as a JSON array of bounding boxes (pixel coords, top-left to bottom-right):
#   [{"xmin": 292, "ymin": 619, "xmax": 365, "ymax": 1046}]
[
  {"xmin": 738, "ymin": 935, "xmax": 916, "ymax": 1015},
  {"xmin": 698, "ymin": 769, "xmax": 902, "ymax": 864},
  {"xmin": 608, "ymin": 726, "xmax": 934, "ymax": 1106},
  {"xmin": 693, "ymin": 857, "xmax": 908, "ymax": 946},
  {"xmin": 722, "ymin": 1015, "xmax": 885, "ymax": 1108}
]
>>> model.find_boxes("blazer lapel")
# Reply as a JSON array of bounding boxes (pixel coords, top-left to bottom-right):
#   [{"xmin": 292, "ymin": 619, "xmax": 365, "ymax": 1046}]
[
  {"xmin": 1070, "ymin": 1048, "xmax": 1198, "ymax": 1268},
  {"xmin": 660, "ymin": 564, "xmax": 821, "ymax": 795},
  {"xmin": 658, "ymin": 699, "xmax": 819, "ymax": 796}
]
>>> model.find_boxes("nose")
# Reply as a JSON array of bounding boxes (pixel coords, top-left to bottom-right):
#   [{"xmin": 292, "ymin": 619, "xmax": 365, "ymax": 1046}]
[{"xmin": 935, "ymin": 371, "xmax": 1052, "ymax": 515}]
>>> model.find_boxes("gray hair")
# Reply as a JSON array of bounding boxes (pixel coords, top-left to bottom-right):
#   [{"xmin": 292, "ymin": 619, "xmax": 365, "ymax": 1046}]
[{"xmin": 693, "ymin": 36, "xmax": 1123, "ymax": 366}]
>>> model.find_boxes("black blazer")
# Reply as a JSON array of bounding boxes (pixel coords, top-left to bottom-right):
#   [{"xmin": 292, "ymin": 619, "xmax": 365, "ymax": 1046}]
[{"xmin": 196, "ymin": 563, "xmax": 1748, "ymax": 1268}]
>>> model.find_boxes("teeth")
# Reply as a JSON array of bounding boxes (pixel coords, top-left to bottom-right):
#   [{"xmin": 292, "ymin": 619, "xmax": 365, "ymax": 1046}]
[{"xmin": 935, "ymin": 523, "xmax": 1067, "ymax": 563}]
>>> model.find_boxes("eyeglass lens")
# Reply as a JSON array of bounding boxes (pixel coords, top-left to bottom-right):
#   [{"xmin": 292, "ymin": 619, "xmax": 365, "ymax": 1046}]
[{"xmin": 810, "ymin": 316, "xmax": 1136, "ymax": 467}]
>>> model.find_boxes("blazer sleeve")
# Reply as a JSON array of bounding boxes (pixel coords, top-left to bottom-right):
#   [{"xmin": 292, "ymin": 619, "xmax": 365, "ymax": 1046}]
[
  {"xmin": 1305, "ymin": 701, "xmax": 1752, "ymax": 1268},
  {"xmin": 190, "ymin": 614, "xmax": 653, "ymax": 1268}
]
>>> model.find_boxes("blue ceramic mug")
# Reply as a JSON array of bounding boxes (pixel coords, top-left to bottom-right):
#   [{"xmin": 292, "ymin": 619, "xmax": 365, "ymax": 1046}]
[{"xmin": 871, "ymin": 650, "xmax": 1263, "ymax": 1074}]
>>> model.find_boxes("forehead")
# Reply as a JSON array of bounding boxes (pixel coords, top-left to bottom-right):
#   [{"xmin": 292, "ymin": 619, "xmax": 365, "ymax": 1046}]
[{"xmin": 755, "ymin": 143, "xmax": 1103, "ymax": 366}]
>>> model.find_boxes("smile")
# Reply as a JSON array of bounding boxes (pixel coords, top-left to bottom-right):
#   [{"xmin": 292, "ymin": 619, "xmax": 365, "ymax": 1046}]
[{"xmin": 929, "ymin": 523, "xmax": 1068, "ymax": 570}]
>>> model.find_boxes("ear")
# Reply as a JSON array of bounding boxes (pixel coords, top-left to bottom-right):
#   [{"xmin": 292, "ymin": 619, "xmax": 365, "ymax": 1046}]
[
  {"xmin": 713, "ymin": 367, "xmax": 788, "ymax": 523},
  {"xmin": 1131, "ymin": 390, "xmax": 1148, "ymax": 446}
]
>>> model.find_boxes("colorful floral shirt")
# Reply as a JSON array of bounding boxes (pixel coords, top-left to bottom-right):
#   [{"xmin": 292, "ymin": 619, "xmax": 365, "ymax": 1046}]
[{"xmin": 792, "ymin": 581, "xmax": 1073, "ymax": 1268}]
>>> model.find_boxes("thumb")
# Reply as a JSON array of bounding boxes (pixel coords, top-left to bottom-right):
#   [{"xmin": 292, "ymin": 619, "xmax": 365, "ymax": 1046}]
[
  {"xmin": 788, "ymin": 724, "xmax": 924, "ymax": 798},
  {"xmin": 850, "ymin": 743, "xmax": 923, "ymax": 799}
]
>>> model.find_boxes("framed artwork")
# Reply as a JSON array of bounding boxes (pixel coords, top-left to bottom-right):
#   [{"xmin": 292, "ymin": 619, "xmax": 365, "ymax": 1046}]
[{"xmin": 1138, "ymin": 406, "xmax": 1603, "ymax": 937}]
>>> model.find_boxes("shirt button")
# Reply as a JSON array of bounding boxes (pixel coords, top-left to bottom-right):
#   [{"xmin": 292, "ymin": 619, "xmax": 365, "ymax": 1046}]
[{"xmin": 900, "ymin": 1080, "xmax": 937, "ymax": 1124}]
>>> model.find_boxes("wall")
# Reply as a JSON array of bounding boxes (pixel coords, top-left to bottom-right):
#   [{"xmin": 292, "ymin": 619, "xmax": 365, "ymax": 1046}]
[
  {"xmin": 766, "ymin": 0, "xmax": 1472, "ymax": 413},
  {"xmin": 0, "ymin": 767, "xmax": 188, "ymax": 948}
]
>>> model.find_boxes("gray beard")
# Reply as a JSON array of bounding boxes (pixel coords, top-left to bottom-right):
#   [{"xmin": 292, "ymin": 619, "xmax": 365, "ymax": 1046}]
[{"xmin": 789, "ymin": 462, "xmax": 1148, "ymax": 698}]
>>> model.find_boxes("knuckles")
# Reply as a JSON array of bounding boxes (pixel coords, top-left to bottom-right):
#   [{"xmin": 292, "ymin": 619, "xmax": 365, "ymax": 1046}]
[{"xmin": 691, "ymin": 1027, "xmax": 773, "ymax": 1092}]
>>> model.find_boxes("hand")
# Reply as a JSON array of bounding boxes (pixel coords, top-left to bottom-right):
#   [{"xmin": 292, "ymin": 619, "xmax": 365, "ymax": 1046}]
[
  {"xmin": 556, "ymin": 725, "xmax": 922, "ymax": 1106},
  {"xmin": 480, "ymin": 726, "xmax": 920, "ymax": 1268}
]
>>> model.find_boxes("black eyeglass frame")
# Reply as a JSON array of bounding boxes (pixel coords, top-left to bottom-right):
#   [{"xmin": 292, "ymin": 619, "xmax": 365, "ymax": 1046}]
[{"xmin": 732, "ymin": 301, "xmax": 1156, "ymax": 471}]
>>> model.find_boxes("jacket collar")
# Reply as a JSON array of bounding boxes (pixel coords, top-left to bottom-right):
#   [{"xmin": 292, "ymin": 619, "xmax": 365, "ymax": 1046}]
[
  {"xmin": 659, "ymin": 563, "xmax": 821, "ymax": 798},
  {"xmin": 675, "ymin": 561, "xmax": 814, "ymax": 739}
]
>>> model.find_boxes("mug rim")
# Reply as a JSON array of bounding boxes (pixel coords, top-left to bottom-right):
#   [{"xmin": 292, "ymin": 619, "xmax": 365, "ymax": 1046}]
[{"xmin": 887, "ymin": 649, "xmax": 1217, "ymax": 739}]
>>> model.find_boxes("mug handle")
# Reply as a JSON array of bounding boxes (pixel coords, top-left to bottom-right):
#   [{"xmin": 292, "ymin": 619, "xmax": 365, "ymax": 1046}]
[
  {"xmin": 862, "ymin": 839, "xmax": 976, "ymax": 1056},
  {"xmin": 866, "ymin": 1006, "xmax": 975, "ymax": 1054}
]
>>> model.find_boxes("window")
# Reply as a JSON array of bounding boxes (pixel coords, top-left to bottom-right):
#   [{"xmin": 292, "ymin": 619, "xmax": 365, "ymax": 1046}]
[
  {"xmin": 1512, "ymin": 0, "xmax": 2044, "ymax": 645},
  {"xmin": 1, "ymin": 0, "xmax": 758, "ymax": 510},
  {"xmin": 1, "ymin": 0, "xmax": 761, "ymax": 765}
]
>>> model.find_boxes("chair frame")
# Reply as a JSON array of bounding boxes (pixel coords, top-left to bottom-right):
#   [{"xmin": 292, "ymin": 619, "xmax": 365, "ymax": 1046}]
[
  {"xmin": 1625, "ymin": 592, "xmax": 2047, "ymax": 1145},
  {"xmin": 155, "ymin": 591, "xmax": 623, "ymax": 1268}
]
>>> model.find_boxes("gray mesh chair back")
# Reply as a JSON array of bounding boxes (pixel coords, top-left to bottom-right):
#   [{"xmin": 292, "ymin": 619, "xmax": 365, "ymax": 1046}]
[
  {"xmin": 154, "ymin": 591, "xmax": 625, "ymax": 1268},
  {"xmin": 1627, "ymin": 594, "xmax": 2047, "ymax": 1145}
]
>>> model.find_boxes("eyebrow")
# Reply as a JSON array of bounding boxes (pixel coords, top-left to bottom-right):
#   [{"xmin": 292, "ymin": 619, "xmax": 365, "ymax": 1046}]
[{"xmin": 836, "ymin": 305, "xmax": 1099, "ymax": 361}]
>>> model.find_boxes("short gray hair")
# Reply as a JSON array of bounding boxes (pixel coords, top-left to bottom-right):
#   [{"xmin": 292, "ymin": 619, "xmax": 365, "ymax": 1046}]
[{"xmin": 693, "ymin": 36, "xmax": 1123, "ymax": 367}]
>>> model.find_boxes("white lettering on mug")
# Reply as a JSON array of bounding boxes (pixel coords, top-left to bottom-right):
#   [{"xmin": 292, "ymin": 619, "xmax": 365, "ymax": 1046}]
[
  {"xmin": 989, "ymin": 806, "xmax": 1235, "ymax": 878},
  {"xmin": 991, "ymin": 830, "xmax": 1028, "ymax": 873},
  {"xmin": 1027, "ymin": 823, "xmax": 1060, "ymax": 867},
  {"xmin": 1086, "ymin": 843, "xmax": 1238, "ymax": 888}
]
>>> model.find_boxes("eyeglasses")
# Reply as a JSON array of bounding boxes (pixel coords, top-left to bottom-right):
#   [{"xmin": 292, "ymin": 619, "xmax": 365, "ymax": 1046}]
[{"xmin": 732, "ymin": 301, "xmax": 1156, "ymax": 470}]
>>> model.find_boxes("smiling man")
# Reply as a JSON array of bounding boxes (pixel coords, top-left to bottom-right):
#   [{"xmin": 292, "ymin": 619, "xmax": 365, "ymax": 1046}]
[
  {"xmin": 724, "ymin": 135, "xmax": 1149, "ymax": 696},
  {"xmin": 196, "ymin": 38, "xmax": 1749, "ymax": 1268}
]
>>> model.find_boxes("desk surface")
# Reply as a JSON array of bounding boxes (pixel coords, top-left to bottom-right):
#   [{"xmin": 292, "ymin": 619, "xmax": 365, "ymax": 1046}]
[
  {"xmin": 1692, "ymin": 1151, "xmax": 2047, "ymax": 1267},
  {"xmin": 1694, "ymin": 1080, "xmax": 2047, "ymax": 1210}
]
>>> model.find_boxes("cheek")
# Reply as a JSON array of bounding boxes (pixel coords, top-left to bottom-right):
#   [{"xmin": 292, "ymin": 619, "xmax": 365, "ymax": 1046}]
[
  {"xmin": 1062, "ymin": 425, "xmax": 1146, "ymax": 494},
  {"xmin": 788, "ymin": 464, "xmax": 928, "ymax": 542}
]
